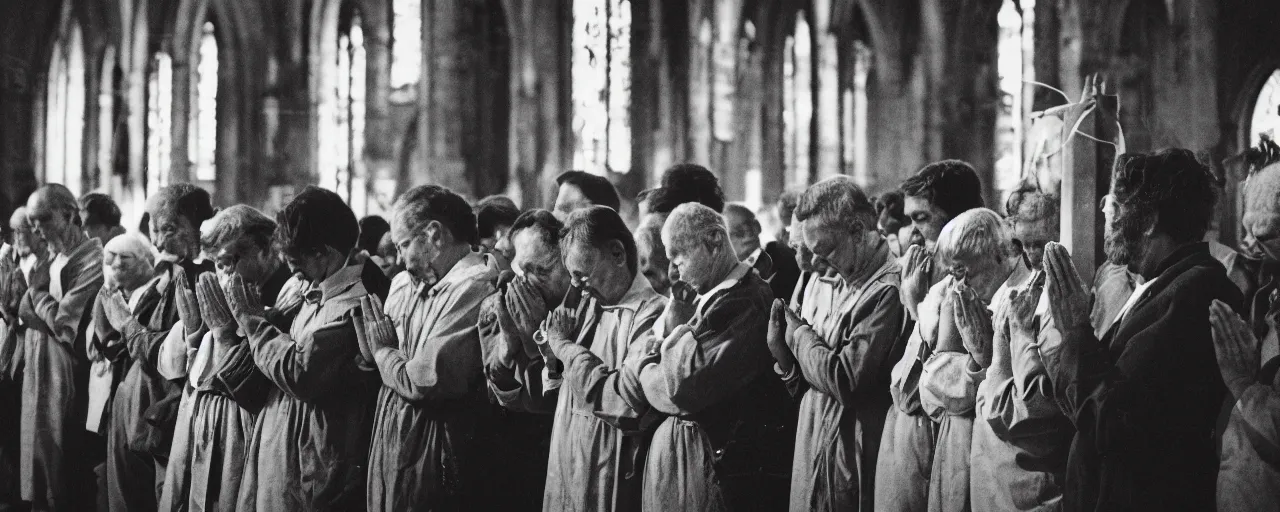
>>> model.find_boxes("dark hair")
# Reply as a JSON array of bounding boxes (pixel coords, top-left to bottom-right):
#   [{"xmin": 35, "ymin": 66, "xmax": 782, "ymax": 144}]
[
  {"xmin": 357, "ymin": 215, "xmax": 391, "ymax": 255},
  {"xmin": 393, "ymin": 185, "xmax": 480, "ymax": 246},
  {"xmin": 900, "ymin": 159, "xmax": 984, "ymax": 219},
  {"xmin": 560, "ymin": 205, "xmax": 638, "ymax": 276},
  {"xmin": 876, "ymin": 189, "xmax": 909, "ymax": 233},
  {"xmin": 1111, "ymin": 148, "xmax": 1217, "ymax": 244},
  {"xmin": 79, "ymin": 192, "xmax": 122, "ymax": 228},
  {"xmin": 476, "ymin": 195, "xmax": 521, "ymax": 240},
  {"xmin": 653, "ymin": 163, "xmax": 725, "ymax": 213},
  {"xmin": 275, "ymin": 186, "xmax": 360, "ymax": 257},
  {"xmin": 722, "ymin": 203, "xmax": 760, "ymax": 235},
  {"xmin": 794, "ymin": 177, "xmax": 878, "ymax": 233},
  {"xmin": 147, "ymin": 183, "xmax": 215, "ymax": 229},
  {"xmin": 1004, "ymin": 185, "xmax": 1059, "ymax": 224},
  {"xmin": 775, "ymin": 189, "xmax": 801, "ymax": 225},
  {"xmin": 509, "ymin": 209, "xmax": 564, "ymax": 247},
  {"xmin": 556, "ymin": 171, "xmax": 621, "ymax": 211}
]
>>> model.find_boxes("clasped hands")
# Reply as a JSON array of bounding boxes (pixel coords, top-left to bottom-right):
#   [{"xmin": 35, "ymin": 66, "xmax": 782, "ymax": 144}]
[{"xmin": 767, "ymin": 299, "xmax": 810, "ymax": 374}]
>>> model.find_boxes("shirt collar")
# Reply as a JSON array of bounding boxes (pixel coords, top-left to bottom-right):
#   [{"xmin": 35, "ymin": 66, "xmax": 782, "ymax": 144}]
[
  {"xmin": 743, "ymin": 247, "xmax": 764, "ymax": 267},
  {"xmin": 416, "ymin": 251, "xmax": 486, "ymax": 298},
  {"xmin": 603, "ymin": 272, "xmax": 659, "ymax": 311},
  {"xmin": 308, "ymin": 264, "xmax": 364, "ymax": 306},
  {"xmin": 695, "ymin": 262, "xmax": 752, "ymax": 314}
]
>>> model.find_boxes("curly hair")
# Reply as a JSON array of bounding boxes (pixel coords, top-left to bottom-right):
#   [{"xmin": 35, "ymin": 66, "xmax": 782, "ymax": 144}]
[
  {"xmin": 1004, "ymin": 186, "xmax": 1059, "ymax": 226},
  {"xmin": 900, "ymin": 159, "xmax": 985, "ymax": 218},
  {"xmin": 1111, "ymin": 148, "xmax": 1216, "ymax": 244}
]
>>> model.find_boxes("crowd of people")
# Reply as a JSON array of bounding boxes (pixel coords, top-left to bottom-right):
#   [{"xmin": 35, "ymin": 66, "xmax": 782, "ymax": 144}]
[{"xmin": 0, "ymin": 146, "xmax": 1276, "ymax": 512}]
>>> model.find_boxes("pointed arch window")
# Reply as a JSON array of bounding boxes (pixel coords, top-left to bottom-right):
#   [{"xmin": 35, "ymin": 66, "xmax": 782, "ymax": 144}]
[
  {"xmin": 391, "ymin": 0, "xmax": 421, "ymax": 97},
  {"xmin": 995, "ymin": 0, "xmax": 1035, "ymax": 198},
  {"xmin": 189, "ymin": 20, "xmax": 219, "ymax": 182},
  {"xmin": 571, "ymin": 0, "xmax": 631, "ymax": 175},
  {"xmin": 1250, "ymin": 70, "xmax": 1280, "ymax": 146},
  {"xmin": 323, "ymin": 9, "xmax": 369, "ymax": 214},
  {"xmin": 146, "ymin": 52, "xmax": 173, "ymax": 197},
  {"xmin": 783, "ymin": 14, "xmax": 813, "ymax": 187},
  {"xmin": 45, "ymin": 20, "xmax": 87, "ymax": 196}
]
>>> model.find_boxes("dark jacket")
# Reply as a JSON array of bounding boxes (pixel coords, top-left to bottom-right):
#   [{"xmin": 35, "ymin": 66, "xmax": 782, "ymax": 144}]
[{"xmin": 761, "ymin": 242, "xmax": 801, "ymax": 304}]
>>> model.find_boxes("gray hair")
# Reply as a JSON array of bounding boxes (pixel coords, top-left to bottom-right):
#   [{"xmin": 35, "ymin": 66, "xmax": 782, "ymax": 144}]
[
  {"xmin": 722, "ymin": 203, "xmax": 760, "ymax": 236},
  {"xmin": 661, "ymin": 202, "xmax": 730, "ymax": 253},
  {"xmin": 28, "ymin": 184, "xmax": 82, "ymax": 226},
  {"xmin": 1005, "ymin": 187, "xmax": 1060, "ymax": 226},
  {"xmin": 201, "ymin": 205, "xmax": 277, "ymax": 254},
  {"xmin": 793, "ymin": 177, "xmax": 877, "ymax": 233},
  {"xmin": 104, "ymin": 232, "xmax": 157, "ymax": 269},
  {"xmin": 936, "ymin": 208, "xmax": 1013, "ymax": 265}
]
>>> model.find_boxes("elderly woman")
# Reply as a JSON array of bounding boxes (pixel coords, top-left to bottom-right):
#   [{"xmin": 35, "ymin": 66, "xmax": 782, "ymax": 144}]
[
  {"xmin": 89, "ymin": 234, "xmax": 157, "ymax": 433},
  {"xmin": 917, "ymin": 208, "xmax": 1031, "ymax": 512}
]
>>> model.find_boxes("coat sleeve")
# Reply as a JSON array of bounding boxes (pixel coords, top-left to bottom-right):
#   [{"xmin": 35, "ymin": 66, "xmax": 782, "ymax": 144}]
[
  {"xmin": 373, "ymin": 280, "xmax": 494, "ymax": 404},
  {"xmin": 554, "ymin": 302, "xmax": 663, "ymax": 432},
  {"xmin": 638, "ymin": 291, "xmax": 771, "ymax": 416},
  {"xmin": 242, "ymin": 310, "xmax": 360, "ymax": 402},
  {"xmin": 1235, "ymin": 382, "xmax": 1280, "ymax": 464},
  {"xmin": 479, "ymin": 294, "xmax": 556, "ymax": 414},
  {"xmin": 22, "ymin": 256, "xmax": 103, "ymax": 346},
  {"xmin": 979, "ymin": 314, "xmax": 1067, "ymax": 442},
  {"xmin": 788, "ymin": 285, "xmax": 905, "ymax": 406},
  {"xmin": 212, "ymin": 339, "xmax": 272, "ymax": 413}
]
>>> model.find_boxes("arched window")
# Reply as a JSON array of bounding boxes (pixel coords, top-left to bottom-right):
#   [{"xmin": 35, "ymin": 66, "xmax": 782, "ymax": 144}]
[
  {"xmin": 783, "ymin": 13, "xmax": 813, "ymax": 187},
  {"xmin": 96, "ymin": 48, "xmax": 117, "ymax": 191},
  {"xmin": 323, "ymin": 9, "xmax": 368, "ymax": 214},
  {"xmin": 1250, "ymin": 69, "xmax": 1280, "ymax": 146},
  {"xmin": 995, "ymin": 0, "xmax": 1035, "ymax": 199},
  {"xmin": 189, "ymin": 20, "xmax": 218, "ymax": 182},
  {"xmin": 843, "ymin": 40, "xmax": 870, "ymax": 184},
  {"xmin": 571, "ymin": 0, "xmax": 631, "ymax": 175},
  {"xmin": 390, "ymin": 0, "xmax": 421, "ymax": 98},
  {"xmin": 45, "ymin": 20, "xmax": 87, "ymax": 196},
  {"xmin": 146, "ymin": 52, "xmax": 173, "ymax": 197}
]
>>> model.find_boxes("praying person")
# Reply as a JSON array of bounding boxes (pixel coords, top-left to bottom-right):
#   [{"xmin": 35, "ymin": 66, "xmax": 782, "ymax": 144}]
[
  {"xmin": 20, "ymin": 184, "xmax": 105, "ymax": 511},
  {"xmin": 362, "ymin": 185, "xmax": 498, "ymax": 510},
  {"xmin": 538, "ymin": 206, "xmax": 666, "ymax": 512},
  {"xmin": 159, "ymin": 205, "xmax": 301, "ymax": 511},
  {"xmin": 233, "ymin": 186, "xmax": 376, "ymax": 510},
  {"xmin": 98, "ymin": 184, "xmax": 215, "ymax": 512},
  {"xmin": 626, "ymin": 203, "xmax": 777, "ymax": 511},
  {"xmin": 1043, "ymin": 149, "xmax": 1241, "ymax": 511},
  {"xmin": 0, "ymin": 208, "xmax": 43, "ymax": 510},
  {"xmin": 770, "ymin": 178, "xmax": 909, "ymax": 511}
]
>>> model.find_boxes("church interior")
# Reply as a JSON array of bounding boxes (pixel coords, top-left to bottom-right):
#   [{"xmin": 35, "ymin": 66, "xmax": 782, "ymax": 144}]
[{"xmin": 0, "ymin": 0, "xmax": 1278, "ymax": 276}]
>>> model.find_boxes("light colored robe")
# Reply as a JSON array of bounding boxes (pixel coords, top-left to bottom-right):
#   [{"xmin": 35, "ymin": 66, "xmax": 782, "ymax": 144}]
[
  {"xmin": 366, "ymin": 253, "xmax": 498, "ymax": 511},
  {"xmin": 541, "ymin": 273, "xmax": 665, "ymax": 512},
  {"xmin": 626, "ymin": 263, "xmax": 775, "ymax": 512},
  {"xmin": 19, "ymin": 237, "xmax": 103, "ymax": 511},
  {"xmin": 236, "ymin": 264, "xmax": 375, "ymax": 511},
  {"xmin": 782, "ymin": 250, "xmax": 908, "ymax": 512}
]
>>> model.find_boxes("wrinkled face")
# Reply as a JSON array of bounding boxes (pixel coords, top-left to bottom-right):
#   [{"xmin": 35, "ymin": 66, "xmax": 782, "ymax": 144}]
[
  {"xmin": 511, "ymin": 228, "xmax": 570, "ymax": 304},
  {"xmin": 392, "ymin": 216, "xmax": 441, "ymax": 283},
  {"xmin": 801, "ymin": 217, "xmax": 863, "ymax": 279},
  {"xmin": 946, "ymin": 251, "xmax": 1006, "ymax": 302},
  {"xmin": 1012, "ymin": 217, "xmax": 1057, "ymax": 270},
  {"xmin": 563, "ymin": 240, "xmax": 631, "ymax": 305},
  {"xmin": 664, "ymin": 233, "xmax": 720, "ymax": 294},
  {"xmin": 9, "ymin": 218, "xmax": 43, "ymax": 258},
  {"xmin": 903, "ymin": 195, "xmax": 950, "ymax": 249},
  {"xmin": 207, "ymin": 237, "xmax": 275, "ymax": 286},
  {"xmin": 553, "ymin": 184, "xmax": 593, "ymax": 221},
  {"xmin": 103, "ymin": 247, "xmax": 152, "ymax": 291},
  {"xmin": 725, "ymin": 214, "xmax": 760, "ymax": 261},
  {"xmin": 149, "ymin": 211, "xmax": 200, "ymax": 261},
  {"xmin": 1243, "ymin": 174, "xmax": 1280, "ymax": 262},
  {"xmin": 27, "ymin": 202, "xmax": 74, "ymax": 254},
  {"xmin": 1104, "ymin": 201, "xmax": 1151, "ymax": 272}
]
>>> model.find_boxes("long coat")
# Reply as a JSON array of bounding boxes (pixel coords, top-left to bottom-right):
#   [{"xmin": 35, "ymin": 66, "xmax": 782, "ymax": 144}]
[
  {"xmin": 366, "ymin": 253, "xmax": 497, "ymax": 511},
  {"xmin": 1046, "ymin": 243, "xmax": 1241, "ymax": 511},
  {"xmin": 782, "ymin": 252, "xmax": 909, "ymax": 512},
  {"xmin": 19, "ymin": 237, "xmax": 103, "ymax": 511}
]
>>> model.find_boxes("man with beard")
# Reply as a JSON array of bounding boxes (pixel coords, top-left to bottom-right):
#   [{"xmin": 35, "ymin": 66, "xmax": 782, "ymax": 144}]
[
  {"xmin": 876, "ymin": 160, "xmax": 984, "ymax": 512},
  {"xmin": 19, "ymin": 184, "xmax": 105, "ymax": 511},
  {"xmin": 477, "ymin": 210, "xmax": 568, "ymax": 509},
  {"xmin": 969, "ymin": 191, "xmax": 1071, "ymax": 512},
  {"xmin": 621, "ymin": 202, "xmax": 775, "ymax": 511},
  {"xmin": 1207, "ymin": 146, "xmax": 1280, "ymax": 511},
  {"xmin": 1042, "ymin": 148, "xmax": 1241, "ymax": 511},
  {"xmin": 1088, "ymin": 194, "xmax": 1139, "ymax": 338},
  {"xmin": 159, "ymin": 205, "xmax": 304, "ymax": 511},
  {"xmin": 0, "ymin": 207, "xmax": 47, "ymax": 510},
  {"xmin": 538, "ymin": 206, "xmax": 665, "ymax": 512},
  {"xmin": 360, "ymin": 185, "xmax": 498, "ymax": 511},
  {"xmin": 769, "ymin": 178, "xmax": 909, "ymax": 511},
  {"xmin": 232, "ymin": 186, "xmax": 375, "ymax": 511},
  {"xmin": 97, "ymin": 184, "xmax": 214, "ymax": 512}
]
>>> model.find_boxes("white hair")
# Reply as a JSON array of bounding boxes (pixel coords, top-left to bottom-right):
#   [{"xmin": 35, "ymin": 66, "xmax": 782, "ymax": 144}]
[
  {"xmin": 104, "ymin": 232, "xmax": 158, "ymax": 268},
  {"xmin": 661, "ymin": 202, "xmax": 731, "ymax": 252},
  {"xmin": 936, "ymin": 208, "xmax": 1012, "ymax": 264}
]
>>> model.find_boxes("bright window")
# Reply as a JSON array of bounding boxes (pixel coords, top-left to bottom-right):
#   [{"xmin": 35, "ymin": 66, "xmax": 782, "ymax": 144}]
[
  {"xmin": 1251, "ymin": 69, "xmax": 1280, "ymax": 146},
  {"xmin": 190, "ymin": 21, "xmax": 218, "ymax": 182},
  {"xmin": 390, "ymin": 0, "xmax": 421, "ymax": 94},
  {"xmin": 783, "ymin": 14, "xmax": 813, "ymax": 187},
  {"xmin": 327, "ymin": 12, "xmax": 369, "ymax": 214},
  {"xmin": 995, "ymin": 0, "xmax": 1035, "ymax": 198},
  {"xmin": 44, "ymin": 21, "xmax": 86, "ymax": 196},
  {"xmin": 146, "ymin": 52, "xmax": 172, "ymax": 197},
  {"xmin": 571, "ymin": 0, "xmax": 631, "ymax": 175}
]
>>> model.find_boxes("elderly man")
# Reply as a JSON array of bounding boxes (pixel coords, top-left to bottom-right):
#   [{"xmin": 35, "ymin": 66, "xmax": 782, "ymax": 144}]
[
  {"xmin": 231, "ymin": 186, "xmax": 376, "ymax": 511},
  {"xmin": 80, "ymin": 192, "xmax": 127, "ymax": 245},
  {"xmin": 18, "ymin": 184, "xmax": 105, "ymax": 511},
  {"xmin": 159, "ymin": 204, "xmax": 303, "ymax": 512},
  {"xmin": 767, "ymin": 179, "xmax": 909, "ymax": 512},
  {"xmin": 1209, "ymin": 147, "xmax": 1280, "ymax": 511},
  {"xmin": 535, "ymin": 206, "xmax": 665, "ymax": 512},
  {"xmin": 725, "ymin": 203, "xmax": 800, "ymax": 302},
  {"xmin": 635, "ymin": 213, "xmax": 672, "ymax": 296},
  {"xmin": 1043, "ymin": 149, "xmax": 1241, "ymax": 511},
  {"xmin": 0, "ymin": 208, "xmax": 44, "ymax": 510},
  {"xmin": 96, "ymin": 183, "xmax": 214, "ymax": 512},
  {"xmin": 620, "ymin": 202, "xmax": 776, "ymax": 511},
  {"xmin": 476, "ymin": 209, "xmax": 568, "ymax": 509},
  {"xmin": 358, "ymin": 185, "xmax": 498, "ymax": 510},
  {"xmin": 552, "ymin": 171, "xmax": 621, "ymax": 220}
]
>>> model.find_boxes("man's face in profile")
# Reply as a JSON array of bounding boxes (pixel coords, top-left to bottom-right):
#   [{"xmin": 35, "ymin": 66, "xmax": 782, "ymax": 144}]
[{"xmin": 903, "ymin": 195, "xmax": 950, "ymax": 249}]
